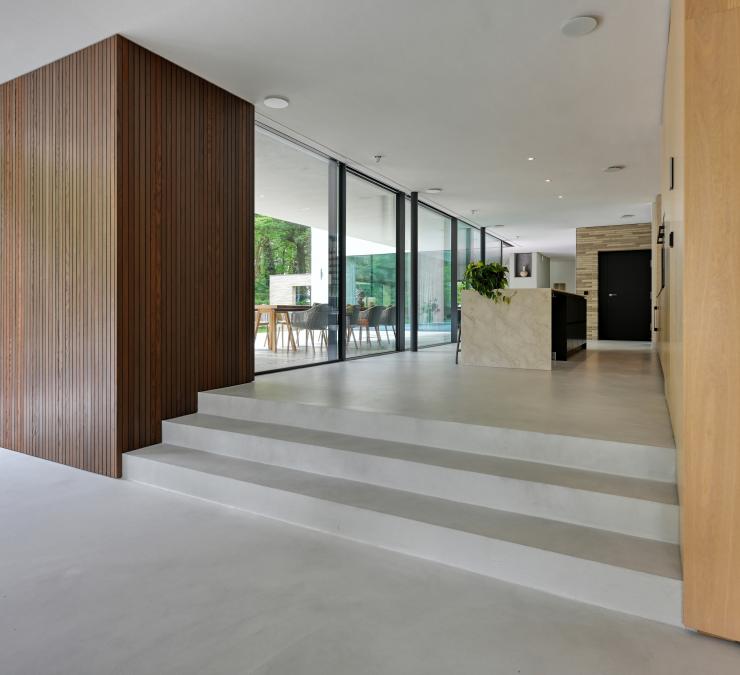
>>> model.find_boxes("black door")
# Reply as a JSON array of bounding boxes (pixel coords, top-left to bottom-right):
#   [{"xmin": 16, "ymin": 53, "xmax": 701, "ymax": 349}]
[{"xmin": 598, "ymin": 250, "xmax": 652, "ymax": 340}]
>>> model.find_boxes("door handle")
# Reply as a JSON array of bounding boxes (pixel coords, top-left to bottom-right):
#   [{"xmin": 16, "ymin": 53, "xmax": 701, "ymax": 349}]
[{"xmin": 608, "ymin": 293, "xmax": 617, "ymax": 297}]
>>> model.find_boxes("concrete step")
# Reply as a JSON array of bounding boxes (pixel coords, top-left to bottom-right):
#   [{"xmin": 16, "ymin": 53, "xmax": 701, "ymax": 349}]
[
  {"xmin": 123, "ymin": 444, "xmax": 682, "ymax": 626},
  {"xmin": 163, "ymin": 413, "xmax": 679, "ymax": 543},
  {"xmin": 198, "ymin": 389, "xmax": 676, "ymax": 483}
]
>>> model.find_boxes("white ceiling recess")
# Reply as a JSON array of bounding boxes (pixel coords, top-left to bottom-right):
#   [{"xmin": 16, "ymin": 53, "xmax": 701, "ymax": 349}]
[{"xmin": 0, "ymin": 0, "xmax": 670, "ymax": 256}]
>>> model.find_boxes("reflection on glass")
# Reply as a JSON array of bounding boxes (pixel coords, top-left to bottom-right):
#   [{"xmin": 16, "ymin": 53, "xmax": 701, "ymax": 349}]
[
  {"xmin": 418, "ymin": 206, "xmax": 452, "ymax": 347},
  {"xmin": 457, "ymin": 221, "xmax": 480, "ymax": 281},
  {"xmin": 486, "ymin": 232, "xmax": 503, "ymax": 265},
  {"xmin": 346, "ymin": 173, "xmax": 397, "ymax": 356},
  {"xmin": 254, "ymin": 128, "xmax": 336, "ymax": 372}
]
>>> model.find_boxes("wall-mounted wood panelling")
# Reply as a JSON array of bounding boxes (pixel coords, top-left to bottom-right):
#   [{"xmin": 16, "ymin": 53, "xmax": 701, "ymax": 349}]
[
  {"xmin": 682, "ymin": 0, "xmax": 740, "ymax": 641},
  {"xmin": 117, "ymin": 36, "xmax": 254, "ymax": 454},
  {"xmin": 575, "ymin": 223, "xmax": 652, "ymax": 339},
  {"xmin": 0, "ymin": 39, "xmax": 119, "ymax": 476},
  {"xmin": 1, "ymin": 36, "xmax": 254, "ymax": 476}
]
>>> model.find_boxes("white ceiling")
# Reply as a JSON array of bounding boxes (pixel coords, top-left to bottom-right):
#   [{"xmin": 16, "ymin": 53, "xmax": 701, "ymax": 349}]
[{"xmin": 0, "ymin": 0, "xmax": 670, "ymax": 257}]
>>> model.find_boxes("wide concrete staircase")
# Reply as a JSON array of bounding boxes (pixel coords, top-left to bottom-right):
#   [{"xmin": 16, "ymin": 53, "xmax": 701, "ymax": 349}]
[{"xmin": 123, "ymin": 388, "xmax": 682, "ymax": 626}]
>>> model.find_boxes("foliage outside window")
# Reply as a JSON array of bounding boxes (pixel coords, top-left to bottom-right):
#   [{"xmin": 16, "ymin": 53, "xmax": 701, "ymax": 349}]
[{"xmin": 254, "ymin": 214, "xmax": 311, "ymax": 305}]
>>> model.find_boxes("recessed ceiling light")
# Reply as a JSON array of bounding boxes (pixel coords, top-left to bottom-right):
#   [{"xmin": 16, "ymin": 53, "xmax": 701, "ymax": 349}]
[
  {"xmin": 561, "ymin": 16, "xmax": 599, "ymax": 38},
  {"xmin": 263, "ymin": 95, "xmax": 290, "ymax": 109},
  {"xmin": 622, "ymin": 214, "xmax": 635, "ymax": 219},
  {"xmin": 545, "ymin": 178, "xmax": 552, "ymax": 183},
  {"xmin": 425, "ymin": 188, "xmax": 443, "ymax": 194},
  {"xmin": 528, "ymin": 156, "xmax": 536, "ymax": 161},
  {"xmin": 604, "ymin": 165, "xmax": 626, "ymax": 173},
  {"xmin": 494, "ymin": 224, "xmax": 505, "ymax": 228},
  {"xmin": 558, "ymin": 195, "xmax": 564, "ymax": 199}
]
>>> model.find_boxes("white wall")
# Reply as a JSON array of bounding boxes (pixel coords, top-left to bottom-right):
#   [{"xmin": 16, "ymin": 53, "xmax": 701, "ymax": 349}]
[
  {"xmin": 506, "ymin": 251, "xmax": 551, "ymax": 289},
  {"xmin": 550, "ymin": 258, "xmax": 576, "ymax": 293}
]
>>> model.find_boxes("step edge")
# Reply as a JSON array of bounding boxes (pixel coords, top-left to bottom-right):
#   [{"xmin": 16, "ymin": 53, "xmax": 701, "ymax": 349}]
[
  {"xmin": 163, "ymin": 419, "xmax": 679, "ymax": 505},
  {"xmin": 198, "ymin": 390, "xmax": 678, "ymax": 453},
  {"xmin": 123, "ymin": 449, "xmax": 682, "ymax": 576},
  {"xmin": 123, "ymin": 454, "xmax": 683, "ymax": 626}
]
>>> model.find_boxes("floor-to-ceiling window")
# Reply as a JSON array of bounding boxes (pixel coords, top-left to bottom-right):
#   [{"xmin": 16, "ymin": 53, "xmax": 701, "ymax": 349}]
[
  {"xmin": 345, "ymin": 172, "xmax": 398, "ymax": 356},
  {"xmin": 457, "ymin": 221, "xmax": 480, "ymax": 284},
  {"xmin": 254, "ymin": 128, "xmax": 337, "ymax": 372},
  {"xmin": 486, "ymin": 231, "xmax": 503, "ymax": 265},
  {"xmin": 417, "ymin": 205, "xmax": 452, "ymax": 347}
]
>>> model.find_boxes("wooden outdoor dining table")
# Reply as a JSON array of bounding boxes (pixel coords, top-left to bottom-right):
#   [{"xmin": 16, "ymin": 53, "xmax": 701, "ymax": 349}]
[{"xmin": 254, "ymin": 305, "xmax": 308, "ymax": 352}]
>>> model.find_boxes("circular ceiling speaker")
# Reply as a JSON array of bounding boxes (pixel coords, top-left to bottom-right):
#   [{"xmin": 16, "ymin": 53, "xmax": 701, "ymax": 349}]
[
  {"xmin": 263, "ymin": 95, "xmax": 290, "ymax": 109},
  {"xmin": 561, "ymin": 16, "xmax": 599, "ymax": 37}
]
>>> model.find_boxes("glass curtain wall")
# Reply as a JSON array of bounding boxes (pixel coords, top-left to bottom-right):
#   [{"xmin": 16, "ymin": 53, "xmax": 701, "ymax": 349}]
[
  {"xmin": 345, "ymin": 173, "xmax": 398, "ymax": 356},
  {"xmin": 417, "ymin": 206, "xmax": 452, "ymax": 347},
  {"xmin": 486, "ymin": 232, "xmax": 504, "ymax": 265},
  {"xmin": 254, "ymin": 128, "xmax": 337, "ymax": 372},
  {"xmin": 457, "ymin": 221, "xmax": 480, "ymax": 282}
]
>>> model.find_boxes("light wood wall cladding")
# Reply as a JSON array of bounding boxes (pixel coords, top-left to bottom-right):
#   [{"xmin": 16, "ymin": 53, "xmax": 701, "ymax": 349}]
[
  {"xmin": 681, "ymin": 0, "xmax": 740, "ymax": 640},
  {"xmin": 575, "ymin": 224, "xmax": 652, "ymax": 339},
  {"xmin": 659, "ymin": 0, "xmax": 685, "ymax": 452},
  {"xmin": 0, "ymin": 37, "xmax": 254, "ymax": 476},
  {"xmin": 0, "ymin": 39, "xmax": 119, "ymax": 476}
]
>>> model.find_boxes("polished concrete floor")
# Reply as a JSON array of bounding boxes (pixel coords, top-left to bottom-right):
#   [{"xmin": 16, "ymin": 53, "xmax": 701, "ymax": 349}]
[
  {"xmin": 255, "ymin": 330, "xmax": 450, "ymax": 373},
  {"xmin": 249, "ymin": 340, "xmax": 674, "ymax": 448},
  {"xmin": 3, "ymin": 448, "xmax": 739, "ymax": 675}
]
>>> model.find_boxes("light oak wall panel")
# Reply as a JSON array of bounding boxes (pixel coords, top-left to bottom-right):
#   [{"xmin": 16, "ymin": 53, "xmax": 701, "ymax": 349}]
[
  {"xmin": 682, "ymin": 0, "xmax": 740, "ymax": 640},
  {"xmin": 658, "ymin": 0, "xmax": 685, "ymax": 451},
  {"xmin": 575, "ymin": 223, "xmax": 652, "ymax": 339}
]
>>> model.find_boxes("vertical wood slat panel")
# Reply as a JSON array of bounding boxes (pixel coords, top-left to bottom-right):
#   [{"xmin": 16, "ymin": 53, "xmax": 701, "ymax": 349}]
[
  {"xmin": 0, "ymin": 38, "xmax": 119, "ymax": 476},
  {"xmin": 117, "ymin": 37, "xmax": 254, "ymax": 454},
  {"xmin": 0, "ymin": 35, "xmax": 253, "ymax": 476}
]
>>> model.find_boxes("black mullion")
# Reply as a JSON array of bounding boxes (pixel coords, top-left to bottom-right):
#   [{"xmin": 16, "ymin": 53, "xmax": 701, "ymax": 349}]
[
  {"xmin": 480, "ymin": 226, "xmax": 486, "ymax": 262},
  {"xmin": 450, "ymin": 217, "xmax": 458, "ymax": 343},
  {"xmin": 395, "ymin": 191, "xmax": 405, "ymax": 352},
  {"xmin": 328, "ymin": 159, "xmax": 340, "ymax": 361},
  {"xmin": 410, "ymin": 192, "xmax": 419, "ymax": 351},
  {"xmin": 337, "ymin": 162, "xmax": 347, "ymax": 361}
]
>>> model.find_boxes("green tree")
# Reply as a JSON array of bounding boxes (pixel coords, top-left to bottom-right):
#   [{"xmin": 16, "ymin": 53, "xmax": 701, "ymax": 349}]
[{"xmin": 254, "ymin": 214, "xmax": 312, "ymax": 305}]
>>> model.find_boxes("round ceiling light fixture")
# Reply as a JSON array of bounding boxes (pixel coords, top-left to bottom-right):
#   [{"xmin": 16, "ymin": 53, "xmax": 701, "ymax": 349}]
[
  {"xmin": 263, "ymin": 95, "xmax": 290, "ymax": 109},
  {"xmin": 494, "ymin": 224, "xmax": 505, "ymax": 228},
  {"xmin": 561, "ymin": 16, "xmax": 599, "ymax": 38},
  {"xmin": 622, "ymin": 214, "xmax": 635, "ymax": 219},
  {"xmin": 604, "ymin": 164, "xmax": 626, "ymax": 173},
  {"xmin": 545, "ymin": 178, "xmax": 552, "ymax": 183},
  {"xmin": 425, "ymin": 187, "xmax": 443, "ymax": 194},
  {"xmin": 557, "ymin": 195, "xmax": 564, "ymax": 199},
  {"xmin": 527, "ymin": 156, "xmax": 536, "ymax": 161}
]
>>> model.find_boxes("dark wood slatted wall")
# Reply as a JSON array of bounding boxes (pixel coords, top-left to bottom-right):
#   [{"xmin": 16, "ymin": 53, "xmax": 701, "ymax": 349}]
[
  {"xmin": 117, "ymin": 37, "xmax": 254, "ymax": 456},
  {"xmin": 0, "ymin": 39, "xmax": 119, "ymax": 476},
  {"xmin": 1, "ymin": 36, "xmax": 254, "ymax": 476}
]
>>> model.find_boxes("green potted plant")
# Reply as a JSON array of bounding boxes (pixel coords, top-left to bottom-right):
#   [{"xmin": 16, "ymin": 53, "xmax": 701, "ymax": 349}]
[{"xmin": 463, "ymin": 261, "xmax": 511, "ymax": 304}]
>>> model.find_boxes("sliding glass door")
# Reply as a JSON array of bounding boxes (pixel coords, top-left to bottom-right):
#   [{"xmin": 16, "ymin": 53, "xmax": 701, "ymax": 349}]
[
  {"xmin": 254, "ymin": 128, "xmax": 337, "ymax": 373},
  {"xmin": 345, "ymin": 172, "xmax": 398, "ymax": 356},
  {"xmin": 417, "ymin": 205, "xmax": 452, "ymax": 347}
]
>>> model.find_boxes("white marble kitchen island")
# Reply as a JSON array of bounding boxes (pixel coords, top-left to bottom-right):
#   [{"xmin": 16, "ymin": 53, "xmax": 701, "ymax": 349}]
[{"xmin": 460, "ymin": 288, "xmax": 553, "ymax": 370}]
